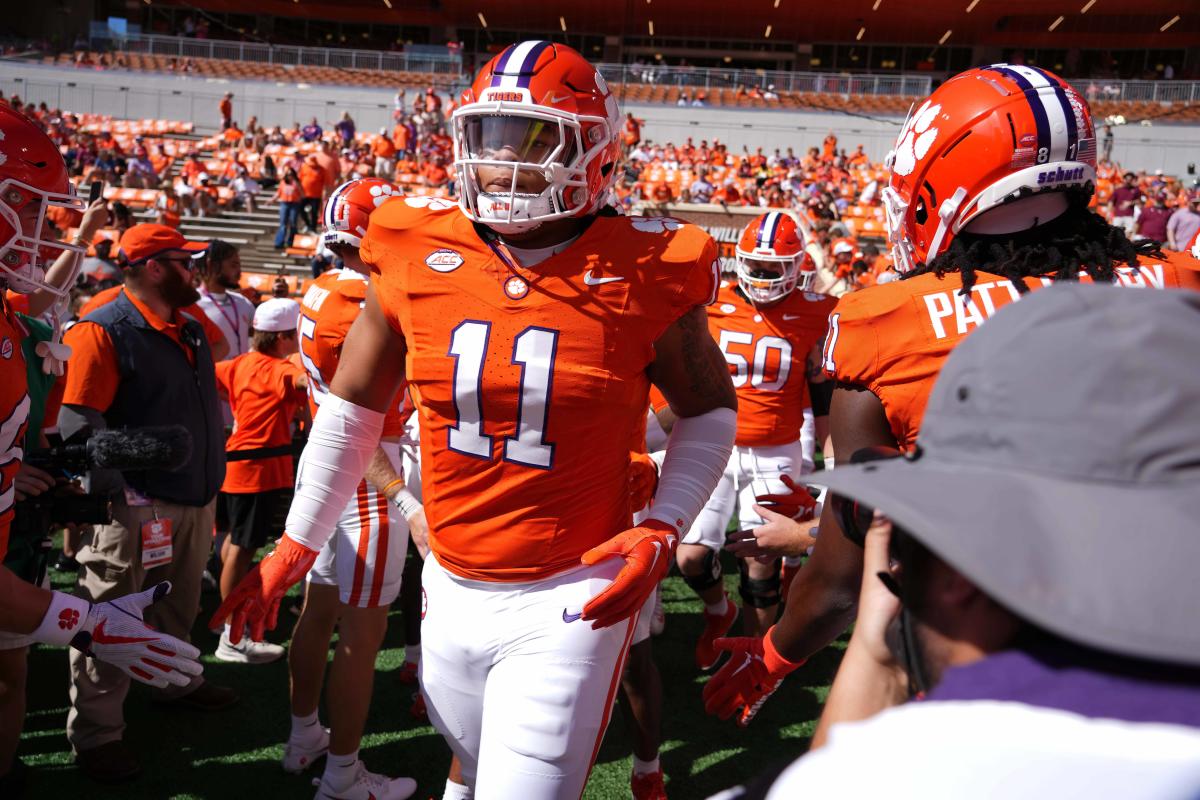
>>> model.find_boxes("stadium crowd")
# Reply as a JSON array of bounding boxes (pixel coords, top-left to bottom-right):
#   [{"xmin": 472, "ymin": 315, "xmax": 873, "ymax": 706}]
[{"xmin": 1, "ymin": 40, "xmax": 1199, "ymax": 800}]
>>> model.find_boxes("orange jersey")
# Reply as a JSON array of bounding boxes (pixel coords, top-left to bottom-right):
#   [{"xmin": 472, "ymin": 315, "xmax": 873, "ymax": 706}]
[
  {"xmin": 0, "ymin": 304, "xmax": 28, "ymax": 555},
  {"xmin": 363, "ymin": 202, "xmax": 718, "ymax": 581},
  {"xmin": 710, "ymin": 281, "xmax": 836, "ymax": 447},
  {"xmin": 297, "ymin": 268, "xmax": 410, "ymax": 437},
  {"xmin": 215, "ymin": 350, "xmax": 307, "ymax": 493},
  {"xmin": 823, "ymin": 252, "xmax": 1200, "ymax": 451}
]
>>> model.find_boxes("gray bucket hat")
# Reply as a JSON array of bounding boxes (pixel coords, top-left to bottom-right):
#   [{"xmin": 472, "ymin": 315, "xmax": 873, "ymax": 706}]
[{"xmin": 818, "ymin": 283, "xmax": 1200, "ymax": 667}]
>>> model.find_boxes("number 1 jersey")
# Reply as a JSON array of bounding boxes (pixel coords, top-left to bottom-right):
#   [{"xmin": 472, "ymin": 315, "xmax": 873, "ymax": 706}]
[{"xmin": 362, "ymin": 201, "xmax": 717, "ymax": 581}]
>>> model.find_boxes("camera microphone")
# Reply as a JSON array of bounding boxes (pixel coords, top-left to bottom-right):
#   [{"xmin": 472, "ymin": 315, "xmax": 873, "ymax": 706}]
[{"xmin": 28, "ymin": 426, "xmax": 193, "ymax": 473}]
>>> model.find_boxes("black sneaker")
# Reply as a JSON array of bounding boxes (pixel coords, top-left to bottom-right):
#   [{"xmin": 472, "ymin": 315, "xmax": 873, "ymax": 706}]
[{"xmin": 54, "ymin": 552, "xmax": 79, "ymax": 572}]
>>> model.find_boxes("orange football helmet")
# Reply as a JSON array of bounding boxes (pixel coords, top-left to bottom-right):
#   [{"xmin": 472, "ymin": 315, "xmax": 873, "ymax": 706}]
[
  {"xmin": 0, "ymin": 104, "xmax": 86, "ymax": 294},
  {"xmin": 321, "ymin": 177, "xmax": 400, "ymax": 250},
  {"xmin": 734, "ymin": 211, "xmax": 815, "ymax": 303},
  {"xmin": 452, "ymin": 41, "xmax": 621, "ymax": 234},
  {"xmin": 882, "ymin": 63, "xmax": 1097, "ymax": 273}
]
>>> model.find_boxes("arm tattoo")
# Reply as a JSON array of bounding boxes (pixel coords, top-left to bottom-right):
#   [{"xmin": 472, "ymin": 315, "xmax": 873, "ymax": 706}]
[{"xmin": 676, "ymin": 307, "xmax": 737, "ymax": 409}]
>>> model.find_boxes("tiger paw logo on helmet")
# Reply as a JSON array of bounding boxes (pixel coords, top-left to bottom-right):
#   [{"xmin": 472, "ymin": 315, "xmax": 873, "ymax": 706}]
[
  {"xmin": 367, "ymin": 183, "xmax": 396, "ymax": 207},
  {"xmin": 893, "ymin": 101, "xmax": 942, "ymax": 177}
]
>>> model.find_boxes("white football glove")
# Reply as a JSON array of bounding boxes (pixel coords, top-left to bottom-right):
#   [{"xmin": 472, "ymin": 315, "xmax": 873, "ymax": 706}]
[{"xmin": 66, "ymin": 582, "xmax": 204, "ymax": 689}]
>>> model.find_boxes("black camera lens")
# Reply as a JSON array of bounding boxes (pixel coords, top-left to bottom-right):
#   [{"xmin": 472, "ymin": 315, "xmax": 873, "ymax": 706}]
[{"xmin": 830, "ymin": 445, "xmax": 904, "ymax": 548}]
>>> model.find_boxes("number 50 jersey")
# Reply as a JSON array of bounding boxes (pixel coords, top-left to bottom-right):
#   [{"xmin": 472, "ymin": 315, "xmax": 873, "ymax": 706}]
[{"xmin": 362, "ymin": 200, "xmax": 718, "ymax": 582}]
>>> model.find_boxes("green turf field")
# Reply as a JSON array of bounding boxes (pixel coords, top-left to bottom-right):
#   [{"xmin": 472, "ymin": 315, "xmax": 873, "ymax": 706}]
[{"xmin": 19, "ymin": 551, "xmax": 844, "ymax": 799}]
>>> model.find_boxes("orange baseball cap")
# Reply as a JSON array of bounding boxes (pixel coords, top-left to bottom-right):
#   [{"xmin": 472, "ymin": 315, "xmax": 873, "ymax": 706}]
[{"xmin": 117, "ymin": 223, "xmax": 208, "ymax": 264}]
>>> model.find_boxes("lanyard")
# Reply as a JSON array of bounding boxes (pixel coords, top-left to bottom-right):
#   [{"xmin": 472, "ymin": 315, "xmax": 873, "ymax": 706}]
[{"xmin": 201, "ymin": 288, "xmax": 243, "ymax": 354}]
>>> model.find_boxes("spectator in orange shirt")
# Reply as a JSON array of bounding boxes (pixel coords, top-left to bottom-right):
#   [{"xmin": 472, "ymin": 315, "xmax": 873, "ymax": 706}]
[
  {"xmin": 219, "ymin": 92, "xmax": 233, "ymax": 130},
  {"xmin": 194, "ymin": 174, "xmax": 219, "ymax": 218},
  {"xmin": 212, "ymin": 297, "xmax": 308, "ymax": 664},
  {"xmin": 371, "ymin": 128, "xmax": 396, "ymax": 180},
  {"xmin": 392, "ymin": 120, "xmax": 411, "ymax": 160},
  {"xmin": 650, "ymin": 181, "xmax": 674, "ymax": 206},
  {"xmin": 221, "ymin": 122, "xmax": 244, "ymax": 150},
  {"xmin": 420, "ymin": 157, "xmax": 449, "ymax": 188},
  {"xmin": 180, "ymin": 153, "xmax": 205, "ymax": 186},
  {"xmin": 274, "ymin": 169, "xmax": 302, "ymax": 250},
  {"xmin": 822, "ymin": 132, "xmax": 838, "ymax": 160},
  {"xmin": 847, "ymin": 144, "xmax": 869, "ymax": 167},
  {"xmin": 299, "ymin": 156, "xmax": 326, "ymax": 233}
]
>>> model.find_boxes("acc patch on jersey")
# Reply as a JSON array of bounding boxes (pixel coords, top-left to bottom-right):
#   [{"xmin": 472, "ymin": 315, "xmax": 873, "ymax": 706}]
[
  {"xmin": 426, "ymin": 249, "xmax": 465, "ymax": 273},
  {"xmin": 0, "ymin": 338, "xmax": 12, "ymax": 360}
]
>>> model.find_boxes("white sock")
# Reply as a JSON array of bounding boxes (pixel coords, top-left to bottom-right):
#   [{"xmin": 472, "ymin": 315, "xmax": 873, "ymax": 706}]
[
  {"xmin": 704, "ymin": 595, "xmax": 729, "ymax": 616},
  {"xmin": 323, "ymin": 749, "xmax": 359, "ymax": 787},
  {"xmin": 405, "ymin": 643, "xmax": 421, "ymax": 664},
  {"xmin": 443, "ymin": 779, "xmax": 473, "ymax": 800},
  {"xmin": 633, "ymin": 755, "xmax": 660, "ymax": 776},
  {"xmin": 290, "ymin": 710, "xmax": 321, "ymax": 740}
]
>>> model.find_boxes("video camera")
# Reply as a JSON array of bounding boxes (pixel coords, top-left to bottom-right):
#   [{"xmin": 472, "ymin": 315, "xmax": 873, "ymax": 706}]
[{"xmin": 13, "ymin": 426, "xmax": 192, "ymax": 536}]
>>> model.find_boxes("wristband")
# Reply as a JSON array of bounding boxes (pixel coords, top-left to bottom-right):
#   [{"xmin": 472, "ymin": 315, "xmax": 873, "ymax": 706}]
[
  {"xmin": 381, "ymin": 477, "xmax": 406, "ymax": 496},
  {"xmin": 392, "ymin": 486, "xmax": 423, "ymax": 521},
  {"xmin": 31, "ymin": 590, "xmax": 93, "ymax": 647}
]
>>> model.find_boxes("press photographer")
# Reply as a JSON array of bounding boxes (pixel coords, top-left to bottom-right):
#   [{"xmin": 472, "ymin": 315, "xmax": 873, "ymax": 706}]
[{"xmin": 58, "ymin": 223, "xmax": 237, "ymax": 783}]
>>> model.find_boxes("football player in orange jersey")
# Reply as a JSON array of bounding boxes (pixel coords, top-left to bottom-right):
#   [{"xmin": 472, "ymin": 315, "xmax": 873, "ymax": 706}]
[
  {"xmin": 0, "ymin": 105, "xmax": 204, "ymax": 792},
  {"xmin": 214, "ymin": 41, "xmax": 737, "ymax": 800},
  {"xmin": 703, "ymin": 63, "xmax": 1200, "ymax": 730},
  {"xmin": 284, "ymin": 178, "xmax": 421, "ymax": 800},
  {"xmin": 674, "ymin": 211, "xmax": 834, "ymax": 668}
]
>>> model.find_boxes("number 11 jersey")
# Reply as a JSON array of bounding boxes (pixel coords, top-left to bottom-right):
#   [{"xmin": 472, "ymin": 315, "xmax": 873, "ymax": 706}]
[{"xmin": 363, "ymin": 200, "xmax": 717, "ymax": 582}]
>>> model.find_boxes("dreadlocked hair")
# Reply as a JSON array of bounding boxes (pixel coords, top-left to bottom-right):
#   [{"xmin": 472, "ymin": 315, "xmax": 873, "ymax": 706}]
[
  {"xmin": 198, "ymin": 239, "xmax": 238, "ymax": 276},
  {"xmin": 903, "ymin": 194, "xmax": 1162, "ymax": 297}
]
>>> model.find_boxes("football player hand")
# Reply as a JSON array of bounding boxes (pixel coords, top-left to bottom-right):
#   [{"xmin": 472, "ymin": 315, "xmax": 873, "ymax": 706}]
[
  {"xmin": 70, "ymin": 582, "xmax": 204, "ymax": 689},
  {"xmin": 209, "ymin": 534, "xmax": 317, "ymax": 644},
  {"xmin": 580, "ymin": 519, "xmax": 677, "ymax": 629},
  {"xmin": 628, "ymin": 451, "xmax": 659, "ymax": 512},
  {"xmin": 754, "ymin": 474, "xmax": 819, "ymax": 521},
  {"xmin": 725, "ymin": 504, "xmax": 818, "ymax": 562},
  {"xmin": 702, "ymin": 626, "xmax": 805, "ymax": 727}
]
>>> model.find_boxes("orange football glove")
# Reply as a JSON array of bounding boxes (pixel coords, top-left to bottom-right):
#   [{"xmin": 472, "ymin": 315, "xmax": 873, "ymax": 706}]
[
  {"xmin": 580, "ymin": 519, "xmax": 677, "ymax": 629},
  {"xmin": 702, "ymin": 625, "xmax": 806, "ymax": 726},
  {"xmin": 754, "ymin": 474, "xmax": 819, "ymax": 521},
  {"xmin": 628, "ymin": 451, "xmax": 659, "ymax": 512},
  {"xmin": 209, "ymin": 534, "xmax": 317, "ymax": 644}
]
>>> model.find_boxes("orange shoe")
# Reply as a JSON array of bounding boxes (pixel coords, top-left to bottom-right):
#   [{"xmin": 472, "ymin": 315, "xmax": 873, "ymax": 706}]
[
  {"xmin": 695, "ymin": 594, "xmax": 738, "ymax": 670},
  {"xmin": 631, "ymin": 769, "xmax": 668, "ymax": 800},
  {"xmin": 409, "ymin": 690, "xmax": 428, "ymax": 722},
  {"xmin": 396, "ymin": 661, "xmax": 419, "ymax": 685}
]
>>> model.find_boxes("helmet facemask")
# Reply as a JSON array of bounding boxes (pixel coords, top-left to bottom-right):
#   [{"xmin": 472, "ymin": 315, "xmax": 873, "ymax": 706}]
[
  {"xmin": 0, "ymin": 177, "xmax": 86, "ymax": 295},
  {"xmin": 734, "ymin": 251, "xmax": 810, "ymax": 305},
  {"xmin": 453, "ymin": 105, "xmax": 612, "ymax": 235}
]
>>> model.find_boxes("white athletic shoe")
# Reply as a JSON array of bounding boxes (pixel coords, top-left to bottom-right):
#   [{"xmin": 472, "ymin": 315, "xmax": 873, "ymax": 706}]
[
  {"xmin": 283, "ymin": 726, "xmax": 330, "ymax": 774},
  {"xmin": 214, "ymin": 631, "xmax": 285, "ymax": 664},
  {"xmin": 650, "ymin": 585, "xmax": 666, "ymax": 636},
  {"xmin": 312, "ymin": 761, "xmax": 417, "ymax": 800}
]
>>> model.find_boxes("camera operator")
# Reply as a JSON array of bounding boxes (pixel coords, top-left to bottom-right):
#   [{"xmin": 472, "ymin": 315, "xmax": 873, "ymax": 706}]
[
  {"xmin": 58, "ymin": 223, "xmax": 235, "ymax": 783},
  {"xmin": 725, "ymin": 285, "xmax": 1200, "ymax": 799}
]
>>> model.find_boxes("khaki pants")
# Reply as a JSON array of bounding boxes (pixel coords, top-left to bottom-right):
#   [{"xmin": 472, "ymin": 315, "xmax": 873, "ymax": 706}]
[{"xmin": 67, "ymin": 497, "xmax": 215, "ymax": 752}]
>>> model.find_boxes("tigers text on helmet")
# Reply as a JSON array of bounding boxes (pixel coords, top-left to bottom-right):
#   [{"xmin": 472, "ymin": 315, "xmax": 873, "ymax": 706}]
[
  {"xmin": 321, "ymin": 177, "xmax": 400, "ymax": 250},
  {"xmin": 452, "ymin": 41, "xmax": 621, "ymax": 235},
  {"xmin": 882, "ymin": 63, "xmax": 1097, "ymax": 273},
  {"xmin": 734, "ymin": 211, "xmax": 815, "ymax": 304},
  {"xmin": 0, "ymin": 105, "xmax": 87, "ymax": 295}
]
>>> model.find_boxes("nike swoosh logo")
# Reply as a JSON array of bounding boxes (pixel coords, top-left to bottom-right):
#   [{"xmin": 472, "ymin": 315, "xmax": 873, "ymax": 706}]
[
  {"xmin": 648, "ymin": 541, "xmax": 662, "ymax": 572},
  {"xmin": 584, "ymin": 271, "xmax": 625, "ymax": 286},
  {"xmin": 562, "ymin": 609, "xmax": 582, "ymax": 623},
  {"xmin": 546, "ymin": 92, "xmax": 572, "ymax": 104},
  {"xmin": 782, "ymin": 314, "xmax": 805, "ymax": 320},
  {"xmin": 91, "ymin": 620, "xmax": 156, "ymax": 646}
]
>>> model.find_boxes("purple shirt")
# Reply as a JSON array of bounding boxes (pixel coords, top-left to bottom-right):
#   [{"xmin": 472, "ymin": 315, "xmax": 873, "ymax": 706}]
[{"xmin": 1167, "ymin": 207, "xmax": 1200, "ymax": 249}]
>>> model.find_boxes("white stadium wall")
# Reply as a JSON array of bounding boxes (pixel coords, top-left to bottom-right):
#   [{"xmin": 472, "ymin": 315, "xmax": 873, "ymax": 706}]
[{"xmin": 3, "ymin": 61, "xmax": 1197, "ymax": 178}]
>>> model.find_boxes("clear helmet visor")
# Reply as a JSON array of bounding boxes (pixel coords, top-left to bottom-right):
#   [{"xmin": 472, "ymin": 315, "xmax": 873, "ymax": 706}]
[
  {"xmin": 734, "ymin": 252, "xmax": 810, "ymax": 303},
  {"xmin": 455, "ymin": 111, "xmax": 588, "ymax": 234}
]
